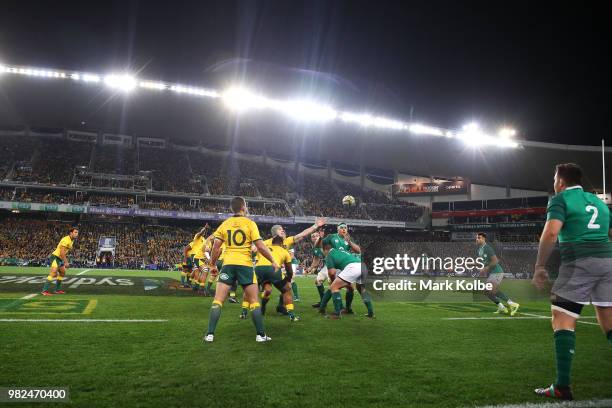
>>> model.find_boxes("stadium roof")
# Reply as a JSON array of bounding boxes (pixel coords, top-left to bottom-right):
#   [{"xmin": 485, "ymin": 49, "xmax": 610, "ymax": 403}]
[{"xmin": 1, "ymin": 75, "xmax": 609, "ymax": 192}]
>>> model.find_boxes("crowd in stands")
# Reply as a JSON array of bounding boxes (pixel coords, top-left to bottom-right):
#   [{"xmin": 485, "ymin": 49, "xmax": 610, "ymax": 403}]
[
  {"xmin": 0, "ymin": 135, "xmax": 429, "ymax": 222},
  {"xmin": 1, "ymin": 215, "xmax": 544, "ymax": 277}
]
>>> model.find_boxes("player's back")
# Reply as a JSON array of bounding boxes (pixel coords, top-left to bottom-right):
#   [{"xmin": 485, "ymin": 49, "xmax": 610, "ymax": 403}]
[
  {"xmin": 213, "ymin": 216, "xmax": 261, "ymax": 267},
  {"xmin": 548, "ymin": 186, "xmax": 612, "ymax": 261}
]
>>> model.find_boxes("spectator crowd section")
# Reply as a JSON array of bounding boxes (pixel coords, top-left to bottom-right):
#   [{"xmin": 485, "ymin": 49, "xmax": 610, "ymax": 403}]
[
  {"xmin": 0, "ymin": 134, "xmax": 427, "ymax": 223},
  {"xmin": 0, "ymin": 217, "xmax": 541, "ymax": 276}
]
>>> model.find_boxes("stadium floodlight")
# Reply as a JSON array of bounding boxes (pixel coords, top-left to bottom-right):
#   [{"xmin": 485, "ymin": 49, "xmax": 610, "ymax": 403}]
[
  {"xmin": 222, "ymin": 87, "xmax": 267, "ymax": 112},
  {"xmin": 0, "ymin": 64, "xmax": 5, "ymax": 73},
  {"xmin": 340, "ymin": 112, "xmax": 375, "ymax": 127},
  {"xmin": 373, "ymin": 117, "xmax": 405, "ymax": 130},
  {"xmin": 71, "ymin": 73, "xmax": 80, "ymax": 81},
  {"xmin": 104, "ymin": 74, "xmax": 136, "ymax": 92},
  {"xmin": 140, "ymin": 81, "xmax": 166, "ymax": 90},
  {"xmin": 498, "ymin": 127, "xmax": 517, "ymax": 138},
  {"xmin": 409, "ymin": 123, "xmax": 444, "ymax": 136},
  {"xmin": 278, "ymin": 100, "xmax": 337, "ymax": 122},
  {"xmin": 82, "ymin": 73, "xmax": 100, "ymax": 83}
]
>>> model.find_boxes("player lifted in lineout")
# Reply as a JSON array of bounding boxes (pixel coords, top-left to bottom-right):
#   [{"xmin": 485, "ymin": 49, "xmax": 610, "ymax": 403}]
[
  {"xmin": 316, "ymin": 223, "xmax": 361, "ymax": 314},
  {"xmin": 532, "ymin": 163, "xmax": 612, "ymax": 401},
  {"xmin": 41, "ymin": 227, "xmax": 79, "ymax": 296},
  {"xmin": 318, "ymin": 240, "xmax": 374, "ymax": 319},
  {"xmin": 204, "ymin": 197, "xmax": 279, "ymax": 343},
  {"xmin": 476, "ymin": 232, "xmax": 520, "ymax": 315}
]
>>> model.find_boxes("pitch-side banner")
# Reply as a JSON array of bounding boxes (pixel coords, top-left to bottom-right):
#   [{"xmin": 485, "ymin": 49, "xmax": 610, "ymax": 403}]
[{"xmin": 393, "ymin": 180, "xmax": 469, "ymax": 196}]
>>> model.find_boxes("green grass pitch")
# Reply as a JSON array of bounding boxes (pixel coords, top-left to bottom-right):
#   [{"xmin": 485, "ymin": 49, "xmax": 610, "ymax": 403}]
[{"xmin": 0, "ymin": 266, "xmax": 611, "ymax": 407}]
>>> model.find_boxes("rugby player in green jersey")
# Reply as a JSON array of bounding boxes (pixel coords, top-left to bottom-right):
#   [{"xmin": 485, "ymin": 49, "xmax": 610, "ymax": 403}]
[
  {"xmin": 476, "ymin": 232, "xmax": 520, "ymax": 315},
  {"xmin": 317, "ymin": 241, "xmax": 374, "ymax": 319},
  {"xmin": 532, "ymin": 163, "xmax": 612, "ymax": 400}
]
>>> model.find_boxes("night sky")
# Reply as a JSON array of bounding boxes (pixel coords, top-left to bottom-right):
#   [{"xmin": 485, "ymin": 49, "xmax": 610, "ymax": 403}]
[{"xmin": 1, "ymin": 0, "xmax": 610, "ymax": 146}]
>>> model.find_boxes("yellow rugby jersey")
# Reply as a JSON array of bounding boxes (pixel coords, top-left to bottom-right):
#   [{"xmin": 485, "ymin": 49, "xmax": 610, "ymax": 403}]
[
  {"xmin": 263, "ymin": 235, "xmax": 295, "ymax": 250},
  {"xmin": 257, "ymin": 244, "xmax": 292, "ymax": 267},
  {"xmin": 213, "ymin": 216, "xmax": 261, "ymax": 267},
  {"xmin": 218, "ymin": 242, "xmax": 226, "ymax": 261},
  {"xmin": 52, "ymin": 235, "xmax": 73, "ymax": 257},
  {"xmin": 190, "ymin": 234, "xmax": 206, "ymax": 260}
]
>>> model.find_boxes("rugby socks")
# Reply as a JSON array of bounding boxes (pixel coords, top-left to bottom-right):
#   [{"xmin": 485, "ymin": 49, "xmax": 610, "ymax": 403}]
[
  {"xmin": 316, "ymin": 284, "xmax": 325, "ymax": 301},
  {"xmin": 332, "ymin": 292, "xmax": 343, "ymax": 315},
  {"xmin": 250, "ymin": 303, "xmax": 266, "ymax": 336},
  {"xmin": 42, "ymin": 275, "xmax": 54, "ymax": 292},
  {"xmin": 207, "ymin": 300, "xmax": 223, "ymax": 335},
  {"xmin": 319, "ymin": 289, "xmax": 332, "ymax": 310},
  {"xmin": 180, "ymin": 272, "xmax": 187, "ymax": 285},
  {"xmin": 291, "ymin": 282, "xmax": 299, "ymax": 299},
  {"xmin": 361, "ymin": 291, "xmax": 374, "ymax": 316},
  {"xmin": 278, "ymin": 294, "xmax": 284, "ymax": 307},
  {"xmin": 607, "ymin": 330, "xmax": 612, "ymax": 344},
  {"xmin": 241, "ymin": 301, "xmax": 250, "ymax": 318},
  {"xmin": 345, "ymin": 289, "xmax": 354, "ymax": 311},
  {"xmin": 55, "ymin": 276, "xmax": 63, "ymax": 291},
  {"xmin": 486, "ymin": 292, "xmax": 501, "ymax": 304},
  {"xmin": 554, "ymin": 329, "xmax": 575, "ymax": 388},
  {"xmin": 286, "ymin": 303, "xmax": 295, "ymax": 319},
  {"xmin": 496, "ymin": 291, "xmax": 510, "ymax": 302}
]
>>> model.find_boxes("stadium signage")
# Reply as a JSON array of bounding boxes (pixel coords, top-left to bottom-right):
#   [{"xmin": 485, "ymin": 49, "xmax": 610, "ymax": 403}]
[
  {"xmin": 449, "ymin": 221, "xmax": 544, "ymax": 231},
  {"xmin": 393, "ymin": 180, "xmax": 469, "ymax": 197},
  {"xmin": 0, "ymin": 201, "xmax": 418, "ymax": 228}
]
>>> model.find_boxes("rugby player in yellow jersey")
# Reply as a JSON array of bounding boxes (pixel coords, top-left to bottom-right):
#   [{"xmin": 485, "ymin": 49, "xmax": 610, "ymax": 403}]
[
  {"xmin": 41, "ymin": 227, "xmax": 79, "ymax": 296},
  {"xmin": 254, "ymin": 236, "xmax": 299, "ymax": 321},
  {"xmin": 181, "ymin": 237, "xmax": 196, "ymax": 288},
  {"xmin": 204, "ymin": 197, "xmax": 279, "ymax": 343},
  {"xmin": 264, "ymin": 218, "xmax": 327, "ymax": 313},
  {"xmin": 190, "ymin": 225, "xmax": 211, "ymax": 295}
]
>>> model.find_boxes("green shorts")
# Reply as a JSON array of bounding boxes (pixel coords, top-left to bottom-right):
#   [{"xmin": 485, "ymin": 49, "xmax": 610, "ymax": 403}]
[
  {"xmin": 216, "ymin": 260, "xmax": 224, "ymax": 271},
  {"xmin": 49, "ymin": 255, "xmax": 64, "ymax": 268},
  {"xmin": 218, "ymin": 264, "xmax": 256, "ymax": 286},
  {"xmin": 184, "ymin": 255, "xmax": 194, "ymax": 269},
  {"xmin": 255, "ymin": 265, "xmax": 284, "ymax": 285}
]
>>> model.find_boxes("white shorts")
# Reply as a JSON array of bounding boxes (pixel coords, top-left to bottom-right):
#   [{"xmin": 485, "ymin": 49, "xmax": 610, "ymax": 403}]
[
  {"xmin": 338, "ymin": 263, "xmax": 364, "ymax": 284},
  {"xmin": 486, "ymin": 273, "xmax": 504, "ymax": 286},
  {"xmin": 316, "ymin": 265, "xmax": 329, "ymax": 284}
]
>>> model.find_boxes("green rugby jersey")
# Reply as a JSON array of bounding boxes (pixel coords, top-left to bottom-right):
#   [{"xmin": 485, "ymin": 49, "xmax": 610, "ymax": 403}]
[
  {"xmin": 477, "ymin": 243, "xmax": 503, "ymax": 274},
  {"xmin": 547, "ymin": 185, "xmax": 612, "ymax": 262},
  {"xmin": 312, "ymin": 247, "xmax": 325, "ymax": 260},
  {"xmin": 325, "ymin": 248, "xmax": 362, "ymax": 271},
  {"xmin": 322, "ymin": 233, "xmax": 351, "ymax": 252}
]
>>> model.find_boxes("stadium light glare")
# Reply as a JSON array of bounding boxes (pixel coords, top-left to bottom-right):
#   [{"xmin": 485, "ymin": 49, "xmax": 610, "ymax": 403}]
[
  {"xmin": 340, "ymin": 112, "xmax": 375, "ymax": 127},
  {"xmin": 498, "ymin": 127, "xmax": 517, "ymax": 138},
  {"xmin": 279, "ymin": 100, "xmax": 337, "ymax": 122},
  {"xmin": 409, "ymin": 123, "xmax": 444, "ymax": 136},
  {"xmin": 104, "ymin": 74, "xmax": 136, "ymax": 91},
  {"xmin": 222, "ymin": 87, "xmax": 267, "ymax": 112},
  {"xmin": 140, "ymin": 81, "xmax": 166, "ymax": 90},
  {"xmin": 0, "ymin": 64, "xmax": 5, "ymax": 73},
  {"xmin": 82, "ymin": 73, "xmax": 101, "ymax": 83}
]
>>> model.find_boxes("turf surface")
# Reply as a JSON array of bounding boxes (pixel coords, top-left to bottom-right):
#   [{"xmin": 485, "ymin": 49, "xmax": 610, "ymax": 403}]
[{"xmin": 1, "ymin": 266, "xmax": 611, "ymax": 408}]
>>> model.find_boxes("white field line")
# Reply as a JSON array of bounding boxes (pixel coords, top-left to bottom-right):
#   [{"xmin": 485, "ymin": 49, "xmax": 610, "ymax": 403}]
[
  {"xmin": 443, "ymin": 313, "xmax": 598, "ymax": 322},
  {"xmin": 77, "ymin": 269, "xmax": 92, "ymax": 275},
  {"xmin": 521, "ymin": 312, "xmax": 600, "ymax": 326},
  {"xmin": 20, "ymin": 293, "xmax": 38, "ymax": 300},
  {"xmin": 0, "ymin": 319, "xmax": 168, "ymax": 323},
  {"xmin": 469, "ymin": 398, "xmax": 612, "ymax": 408}
]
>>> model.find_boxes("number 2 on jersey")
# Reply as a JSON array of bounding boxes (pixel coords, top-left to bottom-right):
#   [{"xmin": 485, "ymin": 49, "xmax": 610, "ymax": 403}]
[{"xmin": 586, "ymin": 205, "xmax": 601, "ymax": 229}]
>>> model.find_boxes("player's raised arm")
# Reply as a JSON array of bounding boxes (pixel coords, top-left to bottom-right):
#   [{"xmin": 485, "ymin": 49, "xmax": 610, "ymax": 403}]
[
  {"xmin": 345, "ymin": 233, "xmax": 361, "ymax": 254},
  {"xmin": 292, "ymin": 217, "xmax": 327, "ymax": 243}
]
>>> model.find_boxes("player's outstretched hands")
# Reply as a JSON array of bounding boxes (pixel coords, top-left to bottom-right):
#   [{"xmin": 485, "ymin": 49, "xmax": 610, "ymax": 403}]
[
  {"xmin": 209, "ymin": 266, "xmax": 218, "ymax": 277},
  {"xmin": 315, "ymin": 217, "xmax": 327, "ymax": 228},
  {"xmin": 532, "ymin": 265, "xmax": 548, "ymax": 289}
]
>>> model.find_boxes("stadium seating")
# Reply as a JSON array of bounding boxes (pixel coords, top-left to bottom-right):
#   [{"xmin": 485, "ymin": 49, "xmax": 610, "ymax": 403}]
[{"xmin": 0, "ymin": 134, "xmax": 428, "ymax": 222}]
